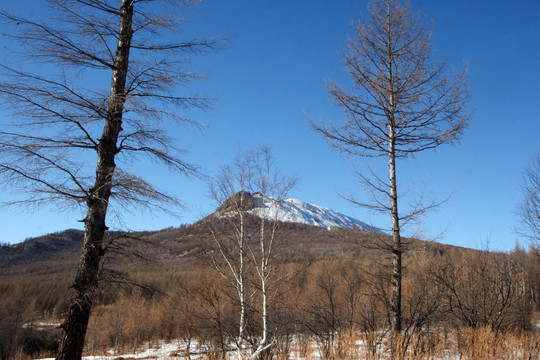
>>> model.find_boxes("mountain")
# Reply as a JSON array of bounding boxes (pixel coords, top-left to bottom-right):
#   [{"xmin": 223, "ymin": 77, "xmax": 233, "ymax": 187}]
[
  {"xmin": 2, "ymin": 193, "xmax": 465, "ymax": 270},
  {"xmin": 0, "ymin": 229, "xmax": 84, "ymax": 268},
  {"xmin": 215, "ymin": 191, "xmax": 381, "ymax": 232}
]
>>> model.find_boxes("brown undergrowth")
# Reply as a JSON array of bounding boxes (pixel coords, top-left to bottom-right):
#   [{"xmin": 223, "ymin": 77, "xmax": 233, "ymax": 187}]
[{"xmin": 1, "ymin": 227, "xmax": 539, "ymax": 359}]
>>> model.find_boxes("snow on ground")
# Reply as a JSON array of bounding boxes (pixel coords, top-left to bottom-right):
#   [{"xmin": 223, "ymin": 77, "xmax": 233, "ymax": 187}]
[
  {"xmin": 249, "ymin": 194, "xmax": 382, "ymax": 233},
  {"xmin": 23, "ymin": 322, "xmax": 62, "ymax": 329},
  {"xmin": 39, "ymin": 340, "xmax": 201, "ymax": 360},
  {"xmin": 37, "ymin": 338, "xmax": 467, "ymax": 360}
]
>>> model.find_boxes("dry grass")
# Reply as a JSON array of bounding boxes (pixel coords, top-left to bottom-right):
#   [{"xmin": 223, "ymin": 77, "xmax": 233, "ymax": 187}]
[
  {"xmin": 21, "ymin": 328, "xmax": 538, "ymax": 360},
  {"xmin": 286, "ymin": 328, "xmax": 539, "ymax": 360},
  {"xmin": 455, "ymin": 327, "xmax": 539, "ymax": 360}
]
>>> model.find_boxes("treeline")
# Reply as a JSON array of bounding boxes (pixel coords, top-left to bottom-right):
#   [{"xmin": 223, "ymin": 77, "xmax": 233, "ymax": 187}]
[
  {"xmin": 0, "ymin": 273, "xmax": 70, "ymax": 359},
  {"xmin": 1, "ymin": 244, "xmax": 538, "ymax": 359}
]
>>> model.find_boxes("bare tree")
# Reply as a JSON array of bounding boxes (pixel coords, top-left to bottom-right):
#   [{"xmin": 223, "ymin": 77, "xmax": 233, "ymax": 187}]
[
  {"xmin": 248, "ymin": 146, "xmax": 298, "ymax": 360},
  {"xmin": 0, "ymin": 1, "xmax": 217, "ymax": 359},
  {"xmin": 207, "ymin": 158, "xmax": 257, "ymax": 355},
  {"xmin": 518, "ymin": 153, "xmax": 540, "ymax": 248},
  {"xmin": 312, "ymin": 0, "xmax": 469, "ymax": 332},
  {"xmin": 207, "ymin": 146, "xmax": 296, "ymax": 359},
  {"xmin": 432, "ymin": 250, "xmax": 533, "ymax": 331}
]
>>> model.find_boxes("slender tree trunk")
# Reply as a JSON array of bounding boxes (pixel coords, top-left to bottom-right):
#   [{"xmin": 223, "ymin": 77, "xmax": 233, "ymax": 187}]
[
  {"xmin": 386, "ymin": 6, "xmax": 402, "ymax": 332},
  {"xmin": 260, "ymin": 256, "xmax": 268, "ymax": 348},
  {"xmin": 238, "ymin": 210, "xmax": 246, "ymax": 352},
  {"xmin": 253, "ymin": 201, "xmax": 270, "ymax": 360},
  {"xmin": 259, "ymin": 214, "xmax": 269, "ymax": 349},
  {"xmin": 389, "ymin": 136, "xmax": 402, "ymax": 333},
  {"xmin": 56, "ymin": 2, "xmax": 134, "ymax": 359}
]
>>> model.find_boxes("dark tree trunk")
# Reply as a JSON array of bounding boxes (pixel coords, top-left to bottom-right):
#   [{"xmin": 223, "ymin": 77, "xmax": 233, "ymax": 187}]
[{"xmin": 56, "ymin": 1, "xmax": 134, "ymax": 359}]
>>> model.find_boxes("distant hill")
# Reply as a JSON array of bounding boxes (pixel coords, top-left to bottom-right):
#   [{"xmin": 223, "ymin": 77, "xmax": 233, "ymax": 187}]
[{"xmin": 0, "ymin": 229, "xmax": 84, "ymax": 268}]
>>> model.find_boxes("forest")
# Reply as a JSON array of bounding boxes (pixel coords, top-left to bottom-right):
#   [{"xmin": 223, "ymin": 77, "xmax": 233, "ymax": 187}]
[{"xmin": 0, "ymin": 218, "xmax": 539, "ymax": 359}]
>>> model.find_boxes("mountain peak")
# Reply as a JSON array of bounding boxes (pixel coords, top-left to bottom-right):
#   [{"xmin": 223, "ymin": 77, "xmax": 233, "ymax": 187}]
[
  {"xmin": 216, "ymin": 191, "xmax": 380, "ymax": 233},
  {"xmin": 215, "ymin": 190, "xmax": 256, "ymax": 213}
]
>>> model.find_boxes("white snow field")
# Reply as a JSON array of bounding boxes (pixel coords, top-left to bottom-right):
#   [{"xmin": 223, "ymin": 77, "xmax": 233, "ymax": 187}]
[{"xmin": 242, "ymin": 194, "xmax": 381, "ymax": 233}]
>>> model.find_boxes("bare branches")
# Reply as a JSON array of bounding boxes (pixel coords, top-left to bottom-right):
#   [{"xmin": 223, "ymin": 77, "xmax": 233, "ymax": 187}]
[
  {"xmin": 313, "ymin": 0, "xmax": 469, "ymax": 235},
  {"xmin": 0, "ymin": 0, "xmax": 219, "ymax": 217},
  {"xmin": 0, "ymin": 11, "xmax": 114, "ymax": 69},
  {"xmin": 0, "ymin": 134, "xmax": 91, "ymax": 206},
  {"xmin": 0, "ymin": 1, "xmax": 218, "ymax": 358},
  {"xmin": 312, "ymin": 0, "xmax": 469, "ymax": 160},
  {"xmin": 312, "ymin": 0, "xmax": 470, "ymax": 334},
  {"xmin": 518, "ymin": 153, "xmax": 540, "ymax": 247},
  {"xmin": 205, "ymin": 146, "xmax": 296, "ymax": 357}
]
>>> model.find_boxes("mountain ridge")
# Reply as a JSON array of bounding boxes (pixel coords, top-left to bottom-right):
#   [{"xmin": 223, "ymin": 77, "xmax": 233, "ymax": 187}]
[
  {"xmin": 2, "ymin": 194, "xmax": 467, "ymax": 270},
  {"xmin": 0, "ymin": 229, "xmax": 84, "ymax": 268}
]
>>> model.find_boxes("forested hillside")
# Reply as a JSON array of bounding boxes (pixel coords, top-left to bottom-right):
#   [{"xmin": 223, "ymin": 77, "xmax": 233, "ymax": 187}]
[{"xmin": 1, "ymin": 219, "xmax": 538, "ymax": 359}]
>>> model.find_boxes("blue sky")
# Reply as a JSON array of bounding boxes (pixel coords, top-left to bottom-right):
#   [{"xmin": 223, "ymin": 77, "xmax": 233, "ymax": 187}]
[{"xmin": 1, "ymin": 0, "xmax": 539, "ymax": 251}]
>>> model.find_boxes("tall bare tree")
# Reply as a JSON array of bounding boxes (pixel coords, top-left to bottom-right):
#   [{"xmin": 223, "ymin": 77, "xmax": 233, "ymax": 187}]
[
  {"xmin": 0, "ymin": 1, "xmax": 217, "ymax": 359},
  {"xmin": 312, "ymin": 0, "xmax": 469, "ymax": 332},
  {"xmin": 518, "ymin": 153, "xmax": 540, "ymax": 248}
]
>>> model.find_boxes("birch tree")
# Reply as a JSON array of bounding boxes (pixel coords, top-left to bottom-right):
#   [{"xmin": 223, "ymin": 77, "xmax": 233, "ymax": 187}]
[
  {"xmin": 0, "ymin": 1, "xmax": 217, "ymax": 359},
  {"xmin": 312, "ymin": 0, "xmax": 469, "ymax": 332},
  {"xmin": 208, "ymin": 162, "xmax": 255, "ymax": 354},
  {"xmin": 207, "ymin": 146, "xmax": 296, "ymax": 359},
  {"xmin": 249, "ymin": 147, "xmax": 297, "ymax": 360}
]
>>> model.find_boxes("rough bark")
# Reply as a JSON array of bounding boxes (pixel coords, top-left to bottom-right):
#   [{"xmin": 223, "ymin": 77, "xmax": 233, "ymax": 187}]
[{"xmin": 56, "ymin": 1, "xmax": 134, "ymax": 358}]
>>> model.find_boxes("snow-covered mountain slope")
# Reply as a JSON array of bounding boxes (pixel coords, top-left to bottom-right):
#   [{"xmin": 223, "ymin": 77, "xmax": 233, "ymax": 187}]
[{"xmin": 237, "ymin": 193, "xmax": 381, "ymax": 232}]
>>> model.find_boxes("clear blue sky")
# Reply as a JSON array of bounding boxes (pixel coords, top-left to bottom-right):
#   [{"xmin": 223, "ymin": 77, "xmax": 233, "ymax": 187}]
[{"xmin": 1, "ymin": 0, "xmax": 539, "ymax": 251}]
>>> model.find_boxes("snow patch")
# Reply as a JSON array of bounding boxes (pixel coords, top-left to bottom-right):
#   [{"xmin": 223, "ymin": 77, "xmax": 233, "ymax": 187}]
[
  {"xmin": 39, "ymin": 340, "xmax": 200, "ymax": 360},
  {"xmin": 248, "ymin": 194, "xmax": 381, "ymax": 233}
]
